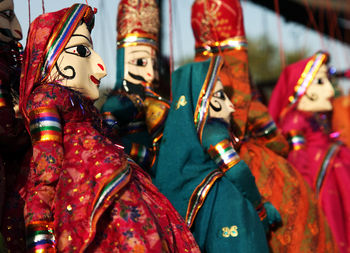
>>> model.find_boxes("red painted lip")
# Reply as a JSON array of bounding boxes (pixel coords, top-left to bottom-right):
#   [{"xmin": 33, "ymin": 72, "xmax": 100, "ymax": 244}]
[{"xmin": 90, "ymin": 75, "xmax": 100, "ymax": 86}]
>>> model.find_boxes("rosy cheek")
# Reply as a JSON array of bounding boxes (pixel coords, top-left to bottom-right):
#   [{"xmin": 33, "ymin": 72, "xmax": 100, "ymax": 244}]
[
  {"xmin": 98, "ymin": 64, "xmax": 104, "ymax": 71},
  {"xmin": 147, "ymin": 73, "xmax": 152, "ymax": 77}
]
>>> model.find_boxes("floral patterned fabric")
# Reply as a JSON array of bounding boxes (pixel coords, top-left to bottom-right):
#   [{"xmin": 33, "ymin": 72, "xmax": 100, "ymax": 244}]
[{"xmin": 21, "ymin": 83, "xmax": 200, "ymax": 252}]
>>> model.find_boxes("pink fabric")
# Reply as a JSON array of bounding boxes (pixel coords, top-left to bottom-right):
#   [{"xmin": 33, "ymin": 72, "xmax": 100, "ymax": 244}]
[{"xmin": 270, "ymin": 55, "xmax": 350, "ymax": 253}]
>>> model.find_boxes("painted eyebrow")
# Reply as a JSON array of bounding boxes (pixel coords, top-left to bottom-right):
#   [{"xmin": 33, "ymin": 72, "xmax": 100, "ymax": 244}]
[
  {"xmin": 70, "ymin": 34, "xmax": 92, "ymax": 44},
  {"xmin": 129, "ymin": 50, "xmax": 150, "ymax": 55}
]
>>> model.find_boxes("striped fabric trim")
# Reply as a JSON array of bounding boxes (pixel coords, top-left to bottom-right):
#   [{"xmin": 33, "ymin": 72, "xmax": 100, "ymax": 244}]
[
  {"xmin": 208, "ymin": 139, "xmax": 241, "ymax": 173},
  {"xmin": 186, "ymin": 169, "xmax": 223, "ymax": 228},
  {"xmin": 29, "ymin": 107, "xmax": 62, "ymax": 144},
  {"xmin": 129, "ymin": 143, "xmax": 150, "ymax": 168},
  {"xmin": 195, "ymin": 37, "xmax": 247, "ymax": 57},
  {"xmin": 90, "ymin": 165, "xmax": 131, "ymax": 227},
  {"xmin": 102, "ymin": 112, "xmax": 118, "ymax": 127},
  {"xmin": 255, "ymin": 203, "xmax": 267, "ymax": 221},
  {"xmin": 288, "ymin": 52, "xmax": 327, "ymax": 105},
  {"xmin": 41, "ymin": 4, "xmax": 91, "ymax": 81},
  {"xmin": 254, "ymin": 120, "xmax": 277, "ymax": 138},
  {"xmin": 117, "ymin": 33, "xmax": 158, "ymax": 49},
  {"xmin": 26, "ymin": 221, "xmax": 56, "ymax": 252},
  {"xmin": 287, "ymin": 130, "xmax": 305, "ymax": 151},
  {"xmin": 194, "ymin": 56, "xmax": 222, "ymax": 143},
  {"xmin": 0, "ymin": 98, "xmax": 6, "ymax": 107},
  {"xmin": 0, "ymin": 87, "xmax": 10, "ymax": 107},
  {"xmin": 316, "ymin": 142, "xmax": 341, "ymax": 196}
]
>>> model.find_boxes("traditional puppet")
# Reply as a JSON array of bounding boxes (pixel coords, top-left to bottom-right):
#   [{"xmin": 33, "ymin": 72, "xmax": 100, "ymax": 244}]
[
  {"xmin": 153, "ymin": 55, "xmax": 279, "ymax": 252},
  {"xmin": 190, "ymin": 0, "xmax": 339, "ymax": 252},
  {"xmin": 0, "ymin": 0, "xmax": 30, "ymax": 251},
  {"xmin": 101, "ymin": 0, "xmax": 169, "ymax": 170},
  {"xmin": 18, "ymin": 4, "xmax": 200, "ymax": 252},
  {"xmin": 269, "ymin": 51, "xmax": 350, "ymax": 253}
]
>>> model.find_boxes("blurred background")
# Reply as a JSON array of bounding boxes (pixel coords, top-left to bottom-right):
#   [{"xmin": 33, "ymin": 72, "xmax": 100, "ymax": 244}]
[{"xmin": 13, "ymin": 0, "xmax": 350, "ymax": 103}]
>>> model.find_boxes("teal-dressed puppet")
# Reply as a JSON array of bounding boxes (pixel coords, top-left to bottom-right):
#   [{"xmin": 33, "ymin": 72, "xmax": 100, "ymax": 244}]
[
  {"xmin": 101, "ymin": 0, "xmax": 169, "ymax": 169},
  {"xmin": 152, "ymin": 56, "xmax": 281, "ymax": 252}
]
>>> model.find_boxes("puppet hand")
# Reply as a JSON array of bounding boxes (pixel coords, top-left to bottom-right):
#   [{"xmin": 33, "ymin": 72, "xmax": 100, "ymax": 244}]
[{"xmin": 262, "ymin": 201, "xmax": 281, "ymax": 232}]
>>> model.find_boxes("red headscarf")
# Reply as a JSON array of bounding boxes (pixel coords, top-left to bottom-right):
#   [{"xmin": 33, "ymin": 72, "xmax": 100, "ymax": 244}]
[
  {"xmin": 268, "ymin": 51, "xmax": 329, "ymax": 126},
  {"xmin": 19, "ymin": 4, "xmax": 95, "ymax": 126}
]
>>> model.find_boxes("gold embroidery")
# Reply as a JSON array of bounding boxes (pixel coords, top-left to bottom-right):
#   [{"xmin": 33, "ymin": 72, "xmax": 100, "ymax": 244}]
[
  {"xmin": 176, "ymin": 95, "xmax": 187, "ymax": 110},
  {"xmin": 118, "ymin": 0, "xmax": 159, "ymax": 39},
  {"xmin": 222, "ymin": 226, "xmax": 238, "ymax": 238}
]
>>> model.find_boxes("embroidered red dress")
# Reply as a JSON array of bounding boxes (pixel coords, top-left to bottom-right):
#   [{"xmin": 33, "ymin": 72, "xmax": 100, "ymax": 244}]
[
  {"xmin": 18, "ymin": 4, "xmax": 200, "ymax": 252},
  {"xmin": 23, "ymin": 83, "xmax": 199, "ymax": 252}
]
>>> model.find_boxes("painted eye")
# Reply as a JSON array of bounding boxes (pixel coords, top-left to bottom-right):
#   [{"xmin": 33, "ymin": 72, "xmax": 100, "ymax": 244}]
[
  {"xmin": 213, "ymin": 90, "xmax": 225, "ymax": 100},
  {"xmin": 0, "ymin": 10, "xmax": 14, "ymax": 20},
  {"xmin": 129, "ymin": 58, "xmax": 148, "ymax": 67},
  {"xmin": 65, "ymin": 45, "xmax": 91, "ymax": 57},
  {"xmin": 317, "ymin": 78, "xmax": 323, "ymax": 85}
]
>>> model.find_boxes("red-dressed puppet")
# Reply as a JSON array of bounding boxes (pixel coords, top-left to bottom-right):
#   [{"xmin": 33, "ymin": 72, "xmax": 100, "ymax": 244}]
[{"xmin": 18, "ymin": 4, "xmax": 200, "ymax": 252}]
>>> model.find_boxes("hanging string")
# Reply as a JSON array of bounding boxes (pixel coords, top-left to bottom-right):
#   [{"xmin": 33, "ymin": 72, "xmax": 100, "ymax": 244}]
[
  {"xmin": 27, "ymin": 0, "xmax": 31, "ymax": 24},
  {"xmin": 168, "ymin": 0, "xmax": 174, "ymax": 99},
  {"xmin": 42, "ymin": 0, "xmax": 45, "ymax": 13},
  {"xmin": 345, "ymin": 0, "xmax": 350, "ymax": 67},
  {"xmin": 302, "ymin": 0, "xmax": 325, "ymax": 49},
  {"xmin": 85, "ymin": 0, "xmax": 89, "ymax": 5},
  {"xmin": 325, "ymin": 0, "xmax": 342, "ymax": 69},
  {"xmin": 273, "ymin": 0, "xmax": 286, "ymax": 70}
]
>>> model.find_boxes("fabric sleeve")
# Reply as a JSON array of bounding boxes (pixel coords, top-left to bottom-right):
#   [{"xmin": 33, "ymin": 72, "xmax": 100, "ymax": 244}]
[
  {"xmin": 247, "ymin": 99, "xmax": 289, "ymax": 157},
  {"xmin": 279, "ymin": 110, "xmax": 313, "ymax": 186},
  {"xmin": 202, "ymin": 120, "xmax": 268, "ymax": 223},
  {"xmin": 24, "ymin": 87, "xmax": 64, "ymax": 252}
]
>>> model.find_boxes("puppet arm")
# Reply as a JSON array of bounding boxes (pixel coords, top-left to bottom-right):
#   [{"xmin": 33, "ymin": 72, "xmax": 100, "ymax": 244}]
[
  {"xmin": 204, "ymin": 120, "xmax": 281, "ymax": 232},
  {"xmin": 24, "ymin": 93, "xmax": 63, "ymax": 253},
  {"xmin": 247, "ymin": 99, "xmax": 289, "ymax": 157}
]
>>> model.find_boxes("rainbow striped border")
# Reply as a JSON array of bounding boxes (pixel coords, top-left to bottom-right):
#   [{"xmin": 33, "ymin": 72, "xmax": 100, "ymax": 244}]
[
  {"xmin": 195, "ymin": 37, "xmax": 247, "ymax": 57},
  {"xmin": 194, "ymin": 56, "xmax": 222, "ymax": 144},
  {"xmin": 41, "ymin": 4, "xmax": 92, "ymax": 82}
]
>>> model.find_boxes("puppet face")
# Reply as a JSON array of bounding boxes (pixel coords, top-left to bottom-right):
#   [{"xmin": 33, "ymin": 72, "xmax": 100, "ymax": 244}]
[
  {"xmin": 49, "ymin": 22, "xmax": 107, "ymax": 100},
  {"xmin": 123, "ymin": 45, "xmax": 158, "ymax": 95},
  {"xmin": 209, "ymin": 79, "xmax": 235, "ymax": 124},
  {"xmin": 0, "ymin": 0, "xmax": 22, "ymax": 42},
  {"xmin": 297, "ymin": 64, "xmax": 335, "ymax": 112}
]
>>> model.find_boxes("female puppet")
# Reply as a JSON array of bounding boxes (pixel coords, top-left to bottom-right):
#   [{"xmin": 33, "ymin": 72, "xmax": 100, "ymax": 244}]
[
  {"xmin": 0, "ymin": 0, "xmax": 30, "ymax": 251},
  {"xmin": 19, "ymin": 4, "xmax": 200, "ymax": 252},
  {"xmin": 101, "ymin": 0, "xmax": 169, "ymax": 170},
  {"xmin": 190, "ymin": 0, "xmax": 339, "ymax": 252},
  {"xmin": 269, "ymin": 51, "xmax": 350, "ymax": 253},
  {"xmin": 153, "ymin": 56, "xmax": 281, "ymax": 253}
]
